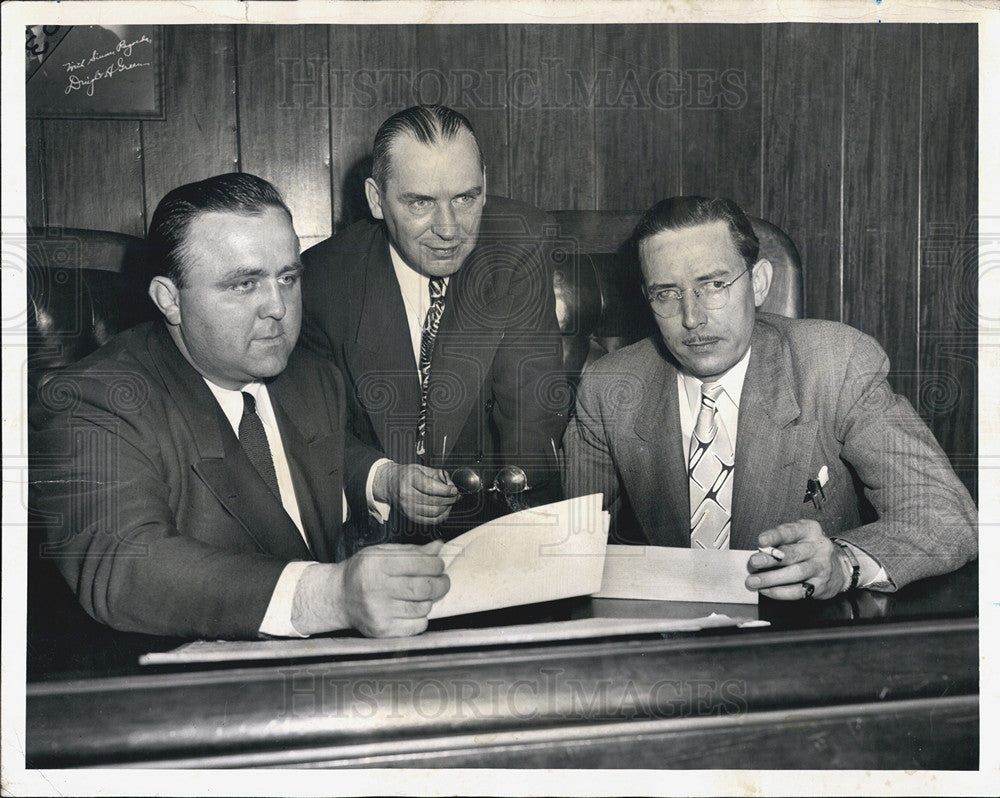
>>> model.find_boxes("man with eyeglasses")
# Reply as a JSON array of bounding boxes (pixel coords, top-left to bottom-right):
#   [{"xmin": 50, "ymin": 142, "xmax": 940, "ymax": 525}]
[{"xmin": 565, "ymin": 196, "xmax": 976, "ymax": 600}]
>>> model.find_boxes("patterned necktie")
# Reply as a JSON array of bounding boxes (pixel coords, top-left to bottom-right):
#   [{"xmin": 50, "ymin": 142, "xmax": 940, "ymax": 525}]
[
  {"xmin": 688, "ymin": 382, "xmax": 734, "ymax": 549},
  {"xmin": 416, "ymin": 277, "xmax": 447, "ymax": 458},
  {"xmin": 239, "ymin": 391, "xmax": 280, "ymax": 499}
]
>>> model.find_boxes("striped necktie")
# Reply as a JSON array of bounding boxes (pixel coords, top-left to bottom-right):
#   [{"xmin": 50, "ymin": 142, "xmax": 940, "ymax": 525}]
[
  {"xmin": 416, "ymin": 277, "xmax": 447, "ymax": 459},
  {"xmin": 688, "ymin": 381, "xmax": 734, "ymax": 548}
]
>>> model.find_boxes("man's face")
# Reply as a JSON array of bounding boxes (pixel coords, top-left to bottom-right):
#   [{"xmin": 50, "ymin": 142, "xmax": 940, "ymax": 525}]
[
  {"xmin": 365, "ymin": 129, "xmax": 485, "ymax": 278},
  {"xmin": 156, "ymin": 207, "xmax": 302, "ymax": 390},
  {"xmin": 639, "ymin": 220, "xmax": 770, "ymax": 381}
]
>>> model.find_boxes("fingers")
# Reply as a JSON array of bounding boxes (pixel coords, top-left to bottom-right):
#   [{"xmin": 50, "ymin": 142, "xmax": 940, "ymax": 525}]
[
  {"xmin": 422, "ymin": 539, "xmax": 445, "ymax": 556},
  {"xmin": 756, "ymin": 519, "xmax": 824, "ymax": 549},
  {"xmin": 397, "ymin": 466, "xmax": 459, "ymax": 524},
  {"xmin": 399, "ymin": 498, "xmax": 455, "ymax": 517},
  {"xmin": 747, "ymin": 519, "xmax": 842, "ymax": 600},
  {"xmin": 746, "ymin": 558, "xmax": 814, "ymax": 590},
  {"xmin": 407, "ymin": 466, "xmax": 460, "ymax": 499},
  {"xmin": 387, "ymin": 573, "xmax": 451, "ymax": 603},
  {"xmin": 354, "ymin": 571, "xmax": 449, "ymax": 637},
  {"xmin": 757, "ymin": 582, "xmax": 821, "ymax": 602},
  {"xmin": 342, "ymin": 545, "xmax": 452, "ymax": 637},
  {"xmin": 360, "ymin": 544, "xmax": 446, "ymax": 576},
  {"xmin": 356, "ymin": 617, "xmax": 431, "ymax": 638}
]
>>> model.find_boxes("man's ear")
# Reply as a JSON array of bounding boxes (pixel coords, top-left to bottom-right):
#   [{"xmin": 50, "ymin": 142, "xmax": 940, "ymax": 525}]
[
  {"xmin": 751, "ymin": 258, "xmax": 772, "ymax": 308},
  {"xmin": 364, "ymin": 177, "xmax": 385, "ymax": 220},
  {"xmin": 149, "ymin": 276, "xmax": 182, "ymax": 326}
]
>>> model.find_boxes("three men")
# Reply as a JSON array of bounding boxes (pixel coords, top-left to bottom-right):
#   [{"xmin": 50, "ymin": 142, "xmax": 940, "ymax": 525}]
[
  {"xmin": 565, "ymin": 196, "xmax": 977, "ymax": 598},
  {"xmin": 31, "ymin": 165, "xmax": 978, "ymax": 641},
  {"xmin": 301, "ymin": 105, "xmax": 567, "ymax": 544},
  {"xmin": 30, "ymin": 173, "xmax": 448, "ymax": 639}
]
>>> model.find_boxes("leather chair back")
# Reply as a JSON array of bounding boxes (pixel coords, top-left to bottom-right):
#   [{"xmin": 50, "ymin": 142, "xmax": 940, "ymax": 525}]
[
  {"xmin": 546, "ymin": 210, "xmax": 803, "ymax": 378},
  {"xmin": 27, "ymin": 228, "xmax": 156, "ymax": 410}
]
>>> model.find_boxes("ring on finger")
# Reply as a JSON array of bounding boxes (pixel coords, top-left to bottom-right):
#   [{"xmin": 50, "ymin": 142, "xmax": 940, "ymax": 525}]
[{"xmin": 801, "ymin": 581, "xmax": 815, "ymax": 599}]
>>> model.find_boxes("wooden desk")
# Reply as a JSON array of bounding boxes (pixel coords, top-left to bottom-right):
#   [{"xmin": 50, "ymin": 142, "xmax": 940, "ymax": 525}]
[{"xmin": 25, "ymin": 562, "xmax": 978, "ymax": 769}]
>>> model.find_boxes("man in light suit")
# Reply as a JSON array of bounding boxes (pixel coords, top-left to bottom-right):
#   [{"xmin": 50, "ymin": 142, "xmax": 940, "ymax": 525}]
[
  {"xmin": 565, "ymin": 196, "xmax": 977, "ymax": 599},
  {"xmin": 30, "ymin": 173, "xmax": 449, "ymax": 639},
  {"xmin": 301, "ymin": 105, "xmax": 567, "ymax": 544}
]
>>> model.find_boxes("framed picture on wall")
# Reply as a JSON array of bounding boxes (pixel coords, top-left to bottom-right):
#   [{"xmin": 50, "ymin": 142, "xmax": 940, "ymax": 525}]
[{"xmin": 25, "ymin": 24, "xmax": 164, "ymax": 119}]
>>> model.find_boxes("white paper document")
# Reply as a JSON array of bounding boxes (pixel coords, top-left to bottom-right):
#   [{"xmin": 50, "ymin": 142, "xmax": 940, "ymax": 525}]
[
  {"xmin": 140, "ymin": 613, "xmax": 752, "ymax": 665},
  {"xmin": 427, "ymin": 493, "xmax": 609, "ymax": 619},
  {"xmin": 595, "ymin": 544, "xmax": 758, "ymax": 604},
  {"xmin": 142, "ymin": 496, "xmax": 768, "ymax": 665}
]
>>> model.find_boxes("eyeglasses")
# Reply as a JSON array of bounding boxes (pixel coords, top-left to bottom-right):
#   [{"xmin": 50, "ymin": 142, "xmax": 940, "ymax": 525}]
[
  {"xmin": 645, "ymin": 267, "xmax": 750, "ymax": 319},
  {"xmin": 450, "ymin": 466, "xmax": 529, "ymax": 496}
]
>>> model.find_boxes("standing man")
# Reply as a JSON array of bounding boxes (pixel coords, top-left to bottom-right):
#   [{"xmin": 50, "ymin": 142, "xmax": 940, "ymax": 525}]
[
  {"xmin": 31, "ymin": 173, "xmax": 448, "ymax": 639},
  {"xmin": 565, "ymin": 196, "xmax": 977, "ymax": 599},
  {"xmin": 301, "ymin": 105, "xmax": 567, "ymax": 544}
]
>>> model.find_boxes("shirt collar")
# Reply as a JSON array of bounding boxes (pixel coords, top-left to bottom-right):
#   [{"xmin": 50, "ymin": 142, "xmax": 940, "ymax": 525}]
[
  {"xmin": 680, "ymin": 345, "xmax": 753, "ymax": 415},
  {"xmin": 388, "ymin": 242, "xmax": 450, "ymax": 298},
  {"xmin": 203, "ymin": 379, "xmax": 273, "ymax": 432}
]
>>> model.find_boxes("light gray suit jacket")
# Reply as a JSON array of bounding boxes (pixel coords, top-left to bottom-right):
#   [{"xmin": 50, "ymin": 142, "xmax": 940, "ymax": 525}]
[{"xmin": 564, "ymin": 313, "xmax": 977, "ymax": 589}]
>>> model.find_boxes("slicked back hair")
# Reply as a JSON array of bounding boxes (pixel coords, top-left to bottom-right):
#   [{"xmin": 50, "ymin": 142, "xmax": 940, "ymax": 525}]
[
  {"xmin": 632, "ymin": 196, "xmax": 760, "ymax": 270},
  {"xmin": 146, "ymin": 172, "xmax": 293, "ymax": 287},
  {"xmin": 371, "ymin": 105, "xmax": 485, "ymax": 189}
]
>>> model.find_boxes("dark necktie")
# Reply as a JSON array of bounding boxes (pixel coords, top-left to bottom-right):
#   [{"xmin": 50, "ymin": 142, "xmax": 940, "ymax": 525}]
[
  {"xmin": 239, "ymin": 390, "xmax": 280, "ymax": 498},
  {"xmin": 416, "ymin": 277, "xmax": 447, "ymax": 458},
  {"xmin": 688, "ymin": 382, "xmax": 734, "ymax": 549}
]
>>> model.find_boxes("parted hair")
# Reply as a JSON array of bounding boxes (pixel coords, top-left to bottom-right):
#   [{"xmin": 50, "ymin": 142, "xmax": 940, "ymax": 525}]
[
  {"xmin": 146, "ymin": 172, "xmax": 292, "ymax": 286},
  {"xmin": 632, "ymin": 196, "xmax": 760, "ymax": 269},
  {"xmin": 371, "ymin": 105, "xmax": 485, "ymax": 188}
]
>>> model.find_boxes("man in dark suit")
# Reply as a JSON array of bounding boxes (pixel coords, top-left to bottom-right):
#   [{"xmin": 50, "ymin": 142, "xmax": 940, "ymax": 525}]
[
  {"xmin": 30, "ymin": 173, "xmax": 449, "ymax": 639},
  {"xmin": 565, "ymin": 196, "xmax": 977, "ymax": 599},
  {"xmin": 301, "ymin": 105, "xmax": 567, "ymax": 544}
]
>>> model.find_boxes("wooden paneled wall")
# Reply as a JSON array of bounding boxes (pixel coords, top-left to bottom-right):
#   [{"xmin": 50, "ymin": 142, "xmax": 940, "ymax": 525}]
[{"xmin": 25, "ymin": 23, "xmax": 978, "ymax": 494}]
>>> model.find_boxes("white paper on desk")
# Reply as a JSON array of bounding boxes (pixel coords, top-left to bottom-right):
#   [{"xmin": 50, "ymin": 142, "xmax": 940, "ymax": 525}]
[
  {"xmin": 595, "ymin": 544, "xmax": 758, "ymax": 604},
  {"xmin": 141, "ymin": 613, "xmax": 754, "ymax": 665},
  {"xmin": 427, "ymin": 493, "xmax": 608, "ymax": 619}
]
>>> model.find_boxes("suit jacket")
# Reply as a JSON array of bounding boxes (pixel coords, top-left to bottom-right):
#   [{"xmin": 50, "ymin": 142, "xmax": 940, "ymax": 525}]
[
  {"xmin": 30, "ymin": 321, "xmax": 352, "ymax": 639},
  {"xmin": 300, "ymin": 196, "xmax": 568, "ymax": 539},
  {"xmin": 564, "ymin": 313, "xmax": 977, "ymax": 589}
]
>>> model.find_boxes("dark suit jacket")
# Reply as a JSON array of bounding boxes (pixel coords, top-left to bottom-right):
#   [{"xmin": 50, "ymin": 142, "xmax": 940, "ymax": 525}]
[
  {"xmin": 300, "ymin": 196, "xmax": 568, "ymax": 539},
  {"xmin": 30, "ymin": 321, "xmax": 351, "ymax": 639},
  {"xmin": 565, "ymin": 313, "xmax": 977, "ymax": 589}
]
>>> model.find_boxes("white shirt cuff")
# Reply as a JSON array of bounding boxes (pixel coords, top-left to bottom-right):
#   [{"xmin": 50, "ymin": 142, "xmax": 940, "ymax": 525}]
[
  {"xmin": 366, "ymin": 458, "xmax": 393, "ymax": 524},
  {"xmin": 258, "ymin": 560, "xmax": 319, "ymax": 638},
  {"xmin": 841, "ymin": 541, "xmax": 893, "ymax": 591}
]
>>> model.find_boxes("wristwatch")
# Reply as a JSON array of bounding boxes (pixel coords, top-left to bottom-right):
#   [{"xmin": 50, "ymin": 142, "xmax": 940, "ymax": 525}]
[{"xmin": 833, "ymin": 538, "xmax": 861, "ymax": 592}]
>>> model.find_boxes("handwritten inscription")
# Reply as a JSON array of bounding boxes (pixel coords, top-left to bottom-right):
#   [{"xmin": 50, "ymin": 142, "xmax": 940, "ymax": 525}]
[{"xmin": 61, "ymin": 34, "xmax": 153, "ymax": 97}]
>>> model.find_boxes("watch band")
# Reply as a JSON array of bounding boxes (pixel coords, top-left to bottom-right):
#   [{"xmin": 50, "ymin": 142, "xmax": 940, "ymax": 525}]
[{"xmin": 834, "ymin": 539, "xmax": 861, "ymax": 592}]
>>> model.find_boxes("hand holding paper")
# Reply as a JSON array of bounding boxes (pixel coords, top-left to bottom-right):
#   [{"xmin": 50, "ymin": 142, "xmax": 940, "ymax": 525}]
[
  {"xmin": 291, "ymin": 541, "xmax": 450, "ymax": 637},
  {"xmin": 428, "ymin": 493, "xmax": 609, "ymax": 619}
]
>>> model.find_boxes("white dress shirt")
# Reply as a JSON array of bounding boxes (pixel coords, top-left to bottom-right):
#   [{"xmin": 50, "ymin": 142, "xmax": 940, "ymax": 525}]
[
  {"xmin": 675, "ymin": 350, "xmax": 889, "ymax": 589},
  {"xmin": 364, "ymin": 243, "xmax": 453, "ymax": 522},
  {"xmin": 389, "ymin": 242, "xmax": 451, "ymax": 367}
]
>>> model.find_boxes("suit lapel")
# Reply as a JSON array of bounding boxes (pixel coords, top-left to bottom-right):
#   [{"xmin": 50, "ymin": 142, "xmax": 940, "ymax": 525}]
[
  {"xmin": 344, "ymin": 228, "xmax": 422, "ymax": 460},
  {"xmin": 632, "ymin": 345, "xmax": 690, "ymax": 547},
  {"xmin": 146, "ymin": 323, "xmax": 312, "ymax": 561},
  {"xmin": 424, "ymin": 246, "xmax": 507, "ymax": 463},
  {"xmin": 268, "ymin": 376, "xmax": 342, "ymax": 563},
  {"xmin": 731, "ymin": 320, "xmax": 816, "ymax": 548}
]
